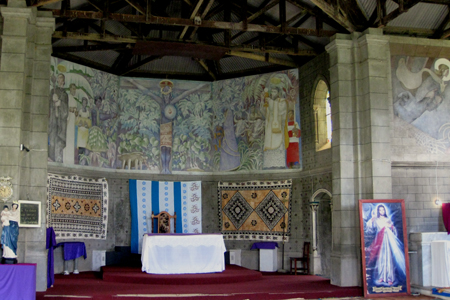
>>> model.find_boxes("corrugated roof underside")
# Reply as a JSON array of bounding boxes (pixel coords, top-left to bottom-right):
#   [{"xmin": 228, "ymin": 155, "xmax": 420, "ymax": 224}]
[
  {"xmin": 358, "ymin": 0, "xmax": 447, "ymax": 30},
  {"xmin": 388, "ymin": 3, "xmax": 448, "ymax": 29},
  {"xmin": 133, "ymin": 56, "xmax": 206, "ymax": 74},
  {"xmin": 219, "ymin": 56, "xmax": 272, "ymax": 73},
  {"xmin": 69, "ymin": 50, "xmax": 120, "ymax": 66}
]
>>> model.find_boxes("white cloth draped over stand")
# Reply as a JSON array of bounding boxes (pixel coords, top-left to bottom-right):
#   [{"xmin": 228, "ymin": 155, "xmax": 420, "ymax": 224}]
[
  {"xmin": 141, "ymin": 234, "xmax": 226, "ymax": 274},
  {"xmin": 431, "ymin": 240, "xmax": 450, "ymax": 286}
]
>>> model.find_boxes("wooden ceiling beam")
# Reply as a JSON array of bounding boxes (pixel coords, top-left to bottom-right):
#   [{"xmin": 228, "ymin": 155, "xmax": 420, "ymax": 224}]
[
  {"xmin": 120, "ymin": 55, "xmax": 162, "ymax": 76},
  {"xmin": 232, "ymin": 45, "xmax": 316, "ymax": 56},
  {"xmin": 53, "ymin": 44, "xmax": 130, "ymax": 52},
  {"xmin": 53, "ymin": 31, "xmax": 138, "ymax": 43},
  {"xmin": 48, "ymin": 9, "xmax": 337, "ymax": 37},
  {"xmin": 52, "ymin": 31, "xmax": 316, "ymax": 56},
  {"xmin": 32, "ymin": 0, "xmax": 61, "ymax": 6},
  {"xmin": 111, "ymin": 50, "xmax": 134, "ymax": 71},
  {"xmin": 125, "ymin": 0, "xmax": 146, "ymax": 15},
  {"xmin": 179, "ymin": 0, "xmax": 205, "ymax": 39},
  {"xmin": 307, "ymin": 0, "xmax": 356, "ymax": 32},
  {"xmin": 434, "ymin": 8, "xmax": 450, "ymax": 38},
  {"xmin": 203, "ymin": 3, "xmax": 224, "ymax": 20},
  {"xmin": 286, "ymin": 0, "xmax": 347, "ymax": 32},
  {"xmin": 378, "ymin": 0, "xmax": 422, "ymax": 27},
  {"xmin": 382, "ymin": 26, "xmax": 434, "ymax": 36},
  {"xmin": 87, "ymin": 0, "xmax": 103, "ymax": 12},
  {"xmin": 245, "ymin": 0, "xmax": 280, "ymax": 23},
  {"xmin": 194, "ymin": 58, "xmax": 217, "ymax": 80},
  {"xmin": 52, "ymin": 52, "xmax": 112, "ymax": 73},
  {"xmin": 228, "ymin": 50, "xmax": 297, "ymax": 67},
  {"xmin": 189, "ymin": 0, "xmax": 215, "ymax": 40}
]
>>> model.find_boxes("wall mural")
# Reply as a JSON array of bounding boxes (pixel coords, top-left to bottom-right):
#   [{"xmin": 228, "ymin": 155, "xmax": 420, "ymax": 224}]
[
  {"xmin": 49, "ymin": 58, "xmax": 301, "ymax": 173},
  {"xmin": 213, "ymin": 70, "xmax": 301, "ymax": 172},
  {"xmin": 392, "ymin": 56, "xmax": 450, "ymax": 154}
]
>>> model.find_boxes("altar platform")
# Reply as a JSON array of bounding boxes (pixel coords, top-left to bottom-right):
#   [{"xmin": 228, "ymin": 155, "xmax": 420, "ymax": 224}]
[{"xmin": 37, "ymin": 264, "xmax": 364, "ymax": 300}]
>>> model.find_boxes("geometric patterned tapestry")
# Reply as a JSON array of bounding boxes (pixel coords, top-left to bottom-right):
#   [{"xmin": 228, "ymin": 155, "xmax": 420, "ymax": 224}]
[
  {"xmin": 47, "ymin": 173, "xmax": 108, "ymax": 240},
  {"xmin": 218, "ymin": 180, "xmax": 291, "ymax": 242}
]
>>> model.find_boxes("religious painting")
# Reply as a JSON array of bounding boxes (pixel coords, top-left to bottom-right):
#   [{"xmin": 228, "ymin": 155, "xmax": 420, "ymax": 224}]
[
  {"xmin": 49, "ymin": 58, "xmax": 302, "ymax": 174},
  {"xmin": 212, "ymin": 70, "xmax": 301, "ymax": 172},
  {"xmin": 119, "ymin": 78, "xmax": 212, "ymax": 174},
  {"xmin": 219, "ymin": 180, "xmax": 291, "ymax": 241},
  {"xmin": 49, "ymin": 57, "xmax": 120, "ymax": 167},
  {"xmin": 391, "ymin": 56, "xmax": 450, "ymax": 156},
  {"xmin": 359, "ymin": 199, "xmax": 410, "ymax": 297}
]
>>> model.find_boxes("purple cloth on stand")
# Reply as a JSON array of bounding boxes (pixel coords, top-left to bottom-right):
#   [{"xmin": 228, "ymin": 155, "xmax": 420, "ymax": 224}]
[
  {"xmin": 251, "ymin": 242, "xmax": 279, "ymax": 250},
  {"xmin": 56, "ymin": 242, "xmax": 87, "ymax": 260},
  {"xmin": 443, "ymin": 203, "xmax": 450, "ymax": 234},
  {"xmin": 0, "ymin": 264, "xmax": 36, "ymax": 299},
  {"xmin": 46, "ymin": 227, "xmax": 57, "ymax": 288}
]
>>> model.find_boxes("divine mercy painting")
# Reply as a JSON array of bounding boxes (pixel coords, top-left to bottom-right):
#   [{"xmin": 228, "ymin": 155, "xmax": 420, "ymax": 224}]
[{"xmin": 359, "ymin": 199, "xmax": 410, "ymax": 297}]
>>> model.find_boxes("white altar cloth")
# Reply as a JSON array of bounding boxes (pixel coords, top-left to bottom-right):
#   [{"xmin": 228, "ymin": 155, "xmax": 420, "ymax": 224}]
[
  {"xmin": 431, "ymin": 240, "xmax": 450, "ymax": 286},
  {"xmin": 141, "ymin": 234, "xmax": 226, "ymax": 274}
]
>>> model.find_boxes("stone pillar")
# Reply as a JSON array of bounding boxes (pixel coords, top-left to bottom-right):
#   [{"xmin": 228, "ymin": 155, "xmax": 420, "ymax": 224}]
[
  {"xmin": 0, "ymin": 0, "xmax": 32, "ymax": 202},
  {"xmin": 325, "ymin": 28, "xmax": 391, "ymax": 287},
  {"xmin": 27, "ymin": 10, "xmax": 54, "ymax": 292},
  {"xmin": 310, "ymin": 201, "xmax": 321, "ymax": 274},
  {"xmin": 0, "ymin": 0, "xmax": 54, "ymax": 292}
]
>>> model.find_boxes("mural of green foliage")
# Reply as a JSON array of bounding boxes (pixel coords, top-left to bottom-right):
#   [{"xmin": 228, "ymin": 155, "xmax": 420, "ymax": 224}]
[
  {"xmin": 49, "ymin": 58, "xmax": 301, "ymax": 173},
  {"xmin": 173, "ymin": 93, "xmax": 213, "ymax": 171}
]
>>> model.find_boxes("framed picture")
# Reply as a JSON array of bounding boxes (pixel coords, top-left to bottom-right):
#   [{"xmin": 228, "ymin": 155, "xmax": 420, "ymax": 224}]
[
  {"xmin": 18, "ymin": 200, "xmax": 41, "ymax": 228},
  {"xmin": 359, "ymin": 199, "xmax": 410, "ymax": 297}
]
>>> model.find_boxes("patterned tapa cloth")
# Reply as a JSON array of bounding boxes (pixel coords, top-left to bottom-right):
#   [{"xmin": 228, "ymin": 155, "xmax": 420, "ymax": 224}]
[
  {"xmin": 219, "ymin": 180, "xmax": 291, "ymax": 241},
  {"xmin": 129, "ymin": 180, "xmax": 202, "ymax": 254},
  {"xmin": 47, "ymin": 173, "xmax": 108, "ymax": 239}
]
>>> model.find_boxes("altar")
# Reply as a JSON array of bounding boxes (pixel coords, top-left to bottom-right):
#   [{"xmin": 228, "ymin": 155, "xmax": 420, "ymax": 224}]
[
  {"xmin": 0, "ymin": 264, "xmax": 36, "ymax": 299},
  {"xmin": 141, "ymin": 234, "xmax": 226, "ymax": 274}
]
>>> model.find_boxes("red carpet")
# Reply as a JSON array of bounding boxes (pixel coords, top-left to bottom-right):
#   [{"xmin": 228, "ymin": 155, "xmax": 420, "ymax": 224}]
[
  {"xmin": 37, "ymin": 265, "xmax": 363, "ymax": 300},
  {"xmin": 102, "ymin": 264, "xmax": 263, "ymax": 284}
]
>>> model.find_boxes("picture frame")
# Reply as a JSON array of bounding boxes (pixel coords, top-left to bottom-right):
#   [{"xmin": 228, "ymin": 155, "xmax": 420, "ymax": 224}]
[
  {"xmin": 359, "ymin": 199, "xmax": 410, "ymax": 297},
  {"xmin": 18, "ymin": 200, "xmax": 41, "ymax": 228}
]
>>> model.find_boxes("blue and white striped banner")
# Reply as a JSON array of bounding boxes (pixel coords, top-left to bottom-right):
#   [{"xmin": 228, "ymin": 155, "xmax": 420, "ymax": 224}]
[{"xmin": 129, "ymin": 180, "xmax": 202, "ymax": 253}]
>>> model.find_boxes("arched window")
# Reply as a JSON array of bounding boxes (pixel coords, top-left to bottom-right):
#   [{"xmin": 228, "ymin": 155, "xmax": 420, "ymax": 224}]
[{"xmin": 313, "ymin": 79, "xmax": 331, "ymax": 151}]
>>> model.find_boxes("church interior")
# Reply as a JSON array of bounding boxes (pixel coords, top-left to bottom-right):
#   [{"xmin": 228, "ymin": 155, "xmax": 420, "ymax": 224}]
[{"xmin": 1, "ymin": 0, "xmax": 450, "ymax": 299}]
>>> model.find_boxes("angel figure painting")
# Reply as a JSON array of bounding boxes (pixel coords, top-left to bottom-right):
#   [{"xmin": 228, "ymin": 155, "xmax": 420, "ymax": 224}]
[
  {"xmin": 359, "ymin": 199, "xmax": 410, "ymax": 297},
  {"xmin": 392, "ymin": 56, "xmax": 450, "ymax": 155}
]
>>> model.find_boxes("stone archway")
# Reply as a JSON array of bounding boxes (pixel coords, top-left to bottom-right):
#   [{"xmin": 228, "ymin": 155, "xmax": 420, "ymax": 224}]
[{"xmin": 310, "ymin": 189, "xmax": 332, "ymax": 277}]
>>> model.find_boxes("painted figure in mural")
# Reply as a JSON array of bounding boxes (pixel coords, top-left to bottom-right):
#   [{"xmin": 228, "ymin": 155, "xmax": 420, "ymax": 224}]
[
  {"xmin": 286, "ymin": 110, "xmax": 301, "ymax": 168},
  {"xmin": 64, "ymin": 83, "xmax": 79, "ymax": 164},
  {"xmin": 75, "ymin": 97, "xmax": 92, "ymax": 160},
  {"xmin": 81, "ymin": 96, "xmax": 117, "ymax": 165},
  {"xmin": 91, "ymin": 96, "xmax": 116, "ymax": 127},
  {"xmin": 219, "ymin": 110, "xmax": 240, "ymax": 171},
  {"xmin": 260, "ymin": 83, "xmax": 288, "ymax": 169},
  {"xmin": 1, "ymin": 203, "xmax": 19, "ymax": 262},
  {"xmin": 127, "ymin": 79, "xmax": 208, "ymax": 174},
  {"xmin": 49, "ymin": 73, "xmax": 69, "ymax": 162},
  {"xmin": 247, "ymin": 105, "xmax": 265, "ymax": 146},
  {"xmin": 365, "ymin": 204, "xmax": 406, "ymax": 286},
  {"xmin": 394, "ymin": 58, "xmax": 450, "ymax": 123}
]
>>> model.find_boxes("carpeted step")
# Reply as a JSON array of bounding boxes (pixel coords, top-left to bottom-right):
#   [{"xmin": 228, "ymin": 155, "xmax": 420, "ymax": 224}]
[{"xmin": 101, "ymin": 264, "xmax": 263, "ymax": 285}]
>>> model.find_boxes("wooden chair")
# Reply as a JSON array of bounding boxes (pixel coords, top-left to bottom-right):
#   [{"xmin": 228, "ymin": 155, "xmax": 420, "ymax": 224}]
[
  {"xmin": 151, "ymin": 211, "xmax": 176, "ymax": 233},
  {"xmin": 290, "ymin": 242, "xmax": 310, "ymax": 275}
]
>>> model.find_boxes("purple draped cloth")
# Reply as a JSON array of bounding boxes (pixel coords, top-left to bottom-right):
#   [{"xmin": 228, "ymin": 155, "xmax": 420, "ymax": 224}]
[
  {"xmin": 443, "ymin": 203, "xmax": 450, "ymax": 234},
  {"xmin": 46, "ymin": 227, "xmax": 57, "ymax": 288},
  {"xmin": 251, "ymin": 242, "xmax": 279, "ymax": 250},
  {"xmin": 56, "ymin": 242, "xmax": 87, "ymax": 260},
  {"xmin": 0, "ymin": 264, "xmax": 36, "ymax": 299}
]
